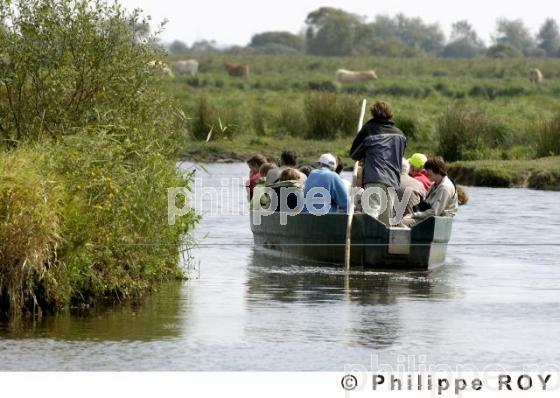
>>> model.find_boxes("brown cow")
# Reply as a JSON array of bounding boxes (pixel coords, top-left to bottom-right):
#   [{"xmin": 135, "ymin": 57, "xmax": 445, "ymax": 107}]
[
  {"xmin": 225, "ymin": 63, "xmax": 250, "ymax": 79},
  {"xmin": 528, "ymin": 68, "xmax": 543, "ymax": 84}
]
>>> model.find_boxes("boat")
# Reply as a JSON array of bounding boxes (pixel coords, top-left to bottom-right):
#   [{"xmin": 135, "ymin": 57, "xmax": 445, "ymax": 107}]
[{"xmin": 250, "ymin": 211, "xmax": 454, "ymax": 270}]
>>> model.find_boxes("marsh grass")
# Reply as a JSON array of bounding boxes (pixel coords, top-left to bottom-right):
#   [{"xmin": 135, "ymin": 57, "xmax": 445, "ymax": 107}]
[{"xmin": 536, "ymin": 113, "xmax": 560, "ymax": 157}]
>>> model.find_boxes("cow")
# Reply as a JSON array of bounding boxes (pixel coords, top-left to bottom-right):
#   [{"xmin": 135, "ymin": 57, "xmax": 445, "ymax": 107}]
[
  {"xmin": 528, "ymin": 68, "xmax": 543, "ymax": 84},
  {"xmin": 147, "ymin": 60, "xmax": 174, "ymax": 78},
  {"xmin": 225, "ymin": 63, "xmax": 250, "ymax": 79},
  {"xmin": 335, "ymin": 69, "xmax": 378, "ymax": 83},
  {"xmin": 172, "ymin": 59, "xmax": 199, "ymax": 76}
]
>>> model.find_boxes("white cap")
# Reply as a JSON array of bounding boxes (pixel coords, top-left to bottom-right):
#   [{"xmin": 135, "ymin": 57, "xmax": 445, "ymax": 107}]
[{"xmin": 318, "ymin": 153, "xmax": 337, "ymax": 170}]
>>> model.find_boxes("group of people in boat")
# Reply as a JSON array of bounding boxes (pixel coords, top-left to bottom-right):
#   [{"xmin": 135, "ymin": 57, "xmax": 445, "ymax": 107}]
[{"xmin": 246, "ymin": 101, "xmax": 466, "ymax": 228}]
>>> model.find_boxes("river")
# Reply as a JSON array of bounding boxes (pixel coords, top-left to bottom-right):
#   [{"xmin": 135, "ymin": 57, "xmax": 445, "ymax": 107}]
[{"xmin": 1, "ymin": 162, "xmax": 559, "ymax": 371}]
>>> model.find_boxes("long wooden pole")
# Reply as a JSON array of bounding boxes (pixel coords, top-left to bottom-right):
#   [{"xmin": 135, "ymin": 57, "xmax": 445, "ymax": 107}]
[{"xmin": 344, "ymin": 99, "xmax": 367, "ymax": 271}]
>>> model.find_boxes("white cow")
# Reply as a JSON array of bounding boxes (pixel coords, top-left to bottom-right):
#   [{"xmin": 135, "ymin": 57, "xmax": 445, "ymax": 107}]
[
  {"xmin": 172, "ymin": 59, "xmax": 199, "ymax": 76},
  {"xmin": 335, "ymin": 69, "xmax": 378, "ymax": 83}
]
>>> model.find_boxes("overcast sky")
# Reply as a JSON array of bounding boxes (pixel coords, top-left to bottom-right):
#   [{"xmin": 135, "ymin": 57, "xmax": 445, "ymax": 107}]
[{"xmin": 119, "ymin": 0, "xmax": 558, "ymax": 46}]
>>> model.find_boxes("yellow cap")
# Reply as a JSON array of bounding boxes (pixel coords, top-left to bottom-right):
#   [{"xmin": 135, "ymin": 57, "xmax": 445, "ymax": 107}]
[{"xmin": 408, "ymin": 153, "xmax": 427, "ymax": 169}]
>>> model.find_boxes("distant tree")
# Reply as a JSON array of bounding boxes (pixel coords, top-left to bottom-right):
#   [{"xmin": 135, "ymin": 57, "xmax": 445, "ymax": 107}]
[
  {"xmin": 250, "ymin": 31, "xmax": 304, "ymax": 51},
  {"xmin": 191, "ymin": 39, "xmax": 218, "ymax": 52},
  {"xmin": 486, "ymin": 43, "xmax": 524, "ymax": 58},
  {"xmin": 537, "ymin": 19, "xmax": 560, "ymax": 57},
  {"xmin": 395, "ymin": 14, "xmax": 445, "ymax": 54},
  {"xmin": 305, "ymin": 7, "xmax": 363, "ymax": 56},
  {"xmin": 372, "ymin": 15, "xmax": 399, "ymax": 38},
  {"xmin": 493, "ymin": 19, "xmax": 535, "ymax": 55},
  {"xmin": 169, "ymin": 40, "xmax": 188, "ymax": 53},
  {"xmin": 443, "ymin": 20, "xmax": 485, "ymax": 58}
]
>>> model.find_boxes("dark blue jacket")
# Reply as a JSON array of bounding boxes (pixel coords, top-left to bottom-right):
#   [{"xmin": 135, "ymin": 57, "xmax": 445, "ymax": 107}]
[{"xmin": 350, "ymin": 117, "xmax": 406, "ymax": 189}]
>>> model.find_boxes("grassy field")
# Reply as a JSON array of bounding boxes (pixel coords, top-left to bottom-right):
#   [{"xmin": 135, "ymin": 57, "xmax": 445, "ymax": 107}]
[{"xmin": 165, "ymin": 53, "xmax": 560, "ymax": 189}]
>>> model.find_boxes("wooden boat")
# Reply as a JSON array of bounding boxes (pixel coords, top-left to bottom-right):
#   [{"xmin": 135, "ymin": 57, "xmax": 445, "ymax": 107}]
[{"xmin": 250, "ymin": 211, "xmax": 454, "ymax": 270}]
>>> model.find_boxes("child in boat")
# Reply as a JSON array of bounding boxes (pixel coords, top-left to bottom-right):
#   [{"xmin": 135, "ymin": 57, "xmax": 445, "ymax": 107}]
[
  {"xmin": 246, "ymin": 155, "xmax": 267, "ymax": 201},
  {"xmin": 251, "ymin": 163, "xmax": 276, "ymax": 210}
]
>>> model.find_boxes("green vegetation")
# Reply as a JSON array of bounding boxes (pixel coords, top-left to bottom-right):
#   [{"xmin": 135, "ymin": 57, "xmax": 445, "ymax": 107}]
[
  {"xmin": 0, "ymin": 0, "xmax": 197, "ymax": 318},
  {"xmin": 166, "ymin": 53, "xmax": 560, "ymax": 190}
]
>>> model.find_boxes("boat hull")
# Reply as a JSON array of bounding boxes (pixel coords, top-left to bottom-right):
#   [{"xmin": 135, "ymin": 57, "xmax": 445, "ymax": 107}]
[{"xmin": 250, "ymin": 212, "xmax": 453, "ymax": 270}]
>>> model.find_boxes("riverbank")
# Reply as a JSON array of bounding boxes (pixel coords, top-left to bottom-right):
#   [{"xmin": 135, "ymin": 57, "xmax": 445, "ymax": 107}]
[{"xmin": 182, "ymin": 138, "xmax": 560, "ymax": 191}]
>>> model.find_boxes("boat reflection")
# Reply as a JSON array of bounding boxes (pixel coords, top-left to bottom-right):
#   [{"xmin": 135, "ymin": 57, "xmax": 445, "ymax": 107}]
[{"xmin": 245, "ymin": 250, "xmax": 461, "ymax": 349}]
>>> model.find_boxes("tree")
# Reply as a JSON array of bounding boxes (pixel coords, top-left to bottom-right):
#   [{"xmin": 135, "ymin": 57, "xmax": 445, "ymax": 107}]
[
  {"xmin": 305, "ymin": 7, "xmax": 363, "ymax": 56},
  {"xmin": 250, "ymin": 31, "xmax": 304, "ymax": 52},
  {"xmin": 493, "ymin": 19, "xmax": 535, "ymax": 54},
  {"xmin": 169, "ymin": 39, "xmax": 188, "ymax": 53},
  {"xmin": 443, "ymin": 20, "xmax": 485, "ymax": 58},
  {"xmin": 395, "ymin": 14, "xmax": 445, "ymax": 54},
  {"xmin": 190, "ymin": 39, "xmax": 218, "ymax": 52},
  {"xmin": 537, "ymin": 19, "xmax": 560, "ymax": 57},
  {"xmin": 372, "ymin": 15, "xmax": 399, "ymax": 38}
]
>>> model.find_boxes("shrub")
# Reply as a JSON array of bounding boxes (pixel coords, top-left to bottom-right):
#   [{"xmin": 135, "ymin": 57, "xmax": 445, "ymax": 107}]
[
  {"xmin": 0, "ymin": 148, "xmax": 64, "ymax": 317},
  {"xmin": 0, "ymin": 0, "xmax": 198, "ymax": 317},
  {"xmin": 0, "ymin": 0, "xmax": 167, "ymax": 145},
  {"xmin": 308, "ymin": 80, "xmax": 338, "ymax": 92},
  {"xmin": 276, "ymin": 106, "xmax": 308, "ymax": 137},
  {"xmin": 535, "ymin": 113, "xmax": 560, "ymax": 157},
  {"xmin": 190, "ymin": 96, "xmax": 218, "ymax": 141},
  {"xmin": 394, "ymin": 115, "xmax": 420, "ymax": 140},
  {"xmin": 190, "ymin": 96, "xmax": 244, "ymax": 141},
  {"xmin": 437, "ymin": 104, "xmax": 490, "ymax": 161},
  {"xmin": 252, "ymin": 106, "xmax": 269, "ymax": 136},
  {"xmin": 303, "ymin": 92, "xmax": 357, "ymax": 139}
]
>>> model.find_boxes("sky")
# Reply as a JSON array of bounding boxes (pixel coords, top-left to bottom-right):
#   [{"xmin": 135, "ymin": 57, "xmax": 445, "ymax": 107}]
[{"xmin": 119, "ymin": 0, "xmax": 558, "ymax": 46}]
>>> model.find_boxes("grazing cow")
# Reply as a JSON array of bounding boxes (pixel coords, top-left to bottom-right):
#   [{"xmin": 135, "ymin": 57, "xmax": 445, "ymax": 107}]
[
  {"xmin": 335, "ymin": 69, "xmax": 378, "ymax": 83},
  {"xmin": 225, "ymin": 63, "xmax": 250, "ymax": 79},
  {"xmin": 528, "ymin": 68, "xmax": 543, "ymax": 84},
  {"xmin": 147, "ymin": 60, "xmax": 174, "ymax": 78},
  {"xmin": 172, "ymin": 59, "xmax": 199, "ymax": 76}
]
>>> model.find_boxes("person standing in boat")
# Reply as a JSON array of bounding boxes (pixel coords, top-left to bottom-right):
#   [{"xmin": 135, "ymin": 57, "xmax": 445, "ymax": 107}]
[
  {"xmin": 400, "ymin": 156, "xmax": 458, "ymax": 227},
  {"xmin": 303, "ymin": 154, "xmax": 349, "ymax": 214},
  {"xmin": 408, "ymin": 153, "xmax": 432, "ymax": 192},
  {"xmin": 349, "ymin": 101, "xmax": 406, "ymax": 225}
]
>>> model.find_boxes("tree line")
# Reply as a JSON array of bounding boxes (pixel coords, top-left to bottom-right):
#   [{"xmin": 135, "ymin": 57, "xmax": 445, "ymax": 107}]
[{"xmin": 168, "ymin": 7, "xmax": 560, "ymax": 58}]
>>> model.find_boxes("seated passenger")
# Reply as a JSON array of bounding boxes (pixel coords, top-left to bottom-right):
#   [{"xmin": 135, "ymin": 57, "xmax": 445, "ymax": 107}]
[
  {"xmin": 303, "ymin": 154, "xmax": 350, "ymax": 214},
  {"xmin": 270, "ymin": 168, "xmax": 305, "ymax": 212},
  {"xmin": 251, "ymin": 163, "xmax": 276, "ymax": 210},
  {"xmin": 395, "ymin": 158, "xmax": 425, "ymax": 220},
  {"xmin": 408, "ymin": 153, "xmax": 431, "ymax": 193},
  {"xmin": 266, "ymin": 150, "xmax": 307, "ymax": 186},
  {"xmin": 400, "ymin": 156, "xmax": 458, "ymax": 227},
  {"xmin": 298, "ymin": 164, "xmax": 315, "ymax": 177},
  {"xmin": 245, "ymin": 154, "xmax": 267, "ymax": 201}
]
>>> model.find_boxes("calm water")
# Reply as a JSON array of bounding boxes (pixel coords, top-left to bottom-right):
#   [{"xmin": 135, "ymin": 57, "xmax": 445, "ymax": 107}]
[{"xmin": 1, "ymin": 162, "xmax": 559, "ymax": 370}]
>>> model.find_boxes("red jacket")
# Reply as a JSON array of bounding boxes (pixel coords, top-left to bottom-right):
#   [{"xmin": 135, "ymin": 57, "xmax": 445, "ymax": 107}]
[
  {"xmin": 246, "ymin": 172, "xmax": 261, "ymax": 200},
  {"xmin": 412, "ymin": 169, "xmax": 432, "ymax": 193}
]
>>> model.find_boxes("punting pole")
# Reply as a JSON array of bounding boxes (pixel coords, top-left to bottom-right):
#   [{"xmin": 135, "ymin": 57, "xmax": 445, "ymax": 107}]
[{"xmin": 344, "ymin": 99, "xmax": 367, "ymax": 271}]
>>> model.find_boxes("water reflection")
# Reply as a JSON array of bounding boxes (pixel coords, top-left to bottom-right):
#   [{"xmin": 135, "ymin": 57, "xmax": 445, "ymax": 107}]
[
  {"xmin": 245, "ymin": 250, "xmax": 461, "ymax": 349},
  {"xmin": 0, "ymin": 282, "xmax": 187, "ymax": 342}
]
